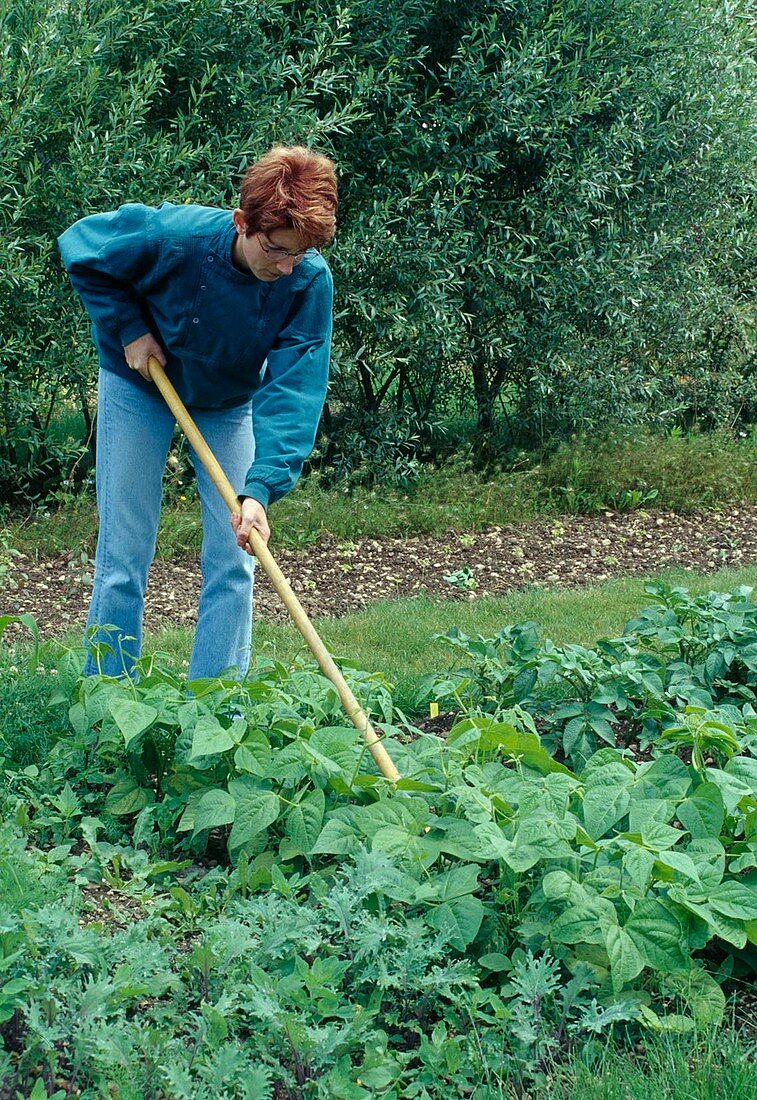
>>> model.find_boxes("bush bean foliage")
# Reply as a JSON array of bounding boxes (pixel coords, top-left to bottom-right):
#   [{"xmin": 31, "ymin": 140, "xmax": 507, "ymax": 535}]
[{"xmin": 0, "ymin": 585, "xmax": 755, "ymax": 1095}]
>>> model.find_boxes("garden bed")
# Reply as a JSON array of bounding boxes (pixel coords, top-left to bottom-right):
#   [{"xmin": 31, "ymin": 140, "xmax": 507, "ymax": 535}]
[{"xmin": 5, "ymin": 506, "xmax": 756, "ymax": 638}]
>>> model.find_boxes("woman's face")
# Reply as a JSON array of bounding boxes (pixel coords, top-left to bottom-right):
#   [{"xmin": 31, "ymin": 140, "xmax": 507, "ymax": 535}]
[{"xmin": 232, "ymin": 211, "xmax": 310, "ymax": 281}]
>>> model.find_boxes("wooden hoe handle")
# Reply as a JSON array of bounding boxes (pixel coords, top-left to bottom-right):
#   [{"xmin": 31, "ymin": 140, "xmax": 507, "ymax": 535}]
[{"xmin": 147, "ymin": 356, "xmax": 401, "ymax": 783}]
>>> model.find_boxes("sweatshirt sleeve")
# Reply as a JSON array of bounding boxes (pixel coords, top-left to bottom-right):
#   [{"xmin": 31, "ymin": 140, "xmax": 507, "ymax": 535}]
[
  {"xmin": 243, "ymin": 266, "xmax": 333, "ymax": 508},
  {"xmin": 57, "ymin": 204, "xmax": 157, "ymax": 347}
]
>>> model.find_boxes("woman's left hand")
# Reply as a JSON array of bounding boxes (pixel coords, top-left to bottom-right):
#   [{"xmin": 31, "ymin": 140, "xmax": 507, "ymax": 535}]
[{"xmin": 232, "ymin": 497, "xmax": 270, "ymax": 553}]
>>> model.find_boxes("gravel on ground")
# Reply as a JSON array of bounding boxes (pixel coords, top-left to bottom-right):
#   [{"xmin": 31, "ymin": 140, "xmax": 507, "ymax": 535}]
[{"xmin": 4, "ymin": 506, "xmax": 755, "ymax": 639}]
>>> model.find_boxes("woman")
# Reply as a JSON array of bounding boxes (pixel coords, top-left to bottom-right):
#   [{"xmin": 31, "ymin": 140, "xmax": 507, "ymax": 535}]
[{"xmin": 58, "ymin": 145, "xmax": 337, "ymax": 678}]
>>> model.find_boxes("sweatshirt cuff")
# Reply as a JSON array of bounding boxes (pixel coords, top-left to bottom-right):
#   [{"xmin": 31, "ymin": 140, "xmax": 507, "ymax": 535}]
[
  {"xmin": 119, "ymin": 319, "xmax": 151, "ymax": 347},
  {"xmin": 241, "ymin": 481, "xmax": 272, "ymax": 509}
]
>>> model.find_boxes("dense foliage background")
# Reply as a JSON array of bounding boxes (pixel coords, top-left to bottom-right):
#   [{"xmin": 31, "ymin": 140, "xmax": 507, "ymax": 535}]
[{"xmin": 0, "ymin": 0, "xmax": 754, "ymax": 500}]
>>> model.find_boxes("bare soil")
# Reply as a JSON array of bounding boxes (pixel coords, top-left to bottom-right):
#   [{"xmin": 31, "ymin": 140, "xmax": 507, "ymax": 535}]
[{"xmin": 4, "ymin": 506, "xmax": 756, "ymax": 639}]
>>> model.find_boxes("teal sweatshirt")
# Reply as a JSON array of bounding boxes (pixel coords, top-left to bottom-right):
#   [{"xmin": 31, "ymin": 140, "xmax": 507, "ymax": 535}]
[{"xmin": 58, "ymin": 202, "xmax": 333, "ymax": 508}]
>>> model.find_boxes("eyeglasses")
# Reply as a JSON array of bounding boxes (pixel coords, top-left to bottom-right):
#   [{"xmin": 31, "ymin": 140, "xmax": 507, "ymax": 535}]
[{"xmin": 256, "ymin": 233, "xmax": 311, "ymax": 262}]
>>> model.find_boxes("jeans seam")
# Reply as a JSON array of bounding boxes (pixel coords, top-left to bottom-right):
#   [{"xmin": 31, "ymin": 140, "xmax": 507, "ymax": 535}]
[{"xmin": 90, "ymin": 372, "xmax": 111, "ymax": 634}]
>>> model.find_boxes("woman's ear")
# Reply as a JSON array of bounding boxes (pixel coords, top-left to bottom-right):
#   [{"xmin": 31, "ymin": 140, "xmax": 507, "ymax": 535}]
[{"xmin": 232, "ymin": 208, "xmax": 248, "ymax": 235}]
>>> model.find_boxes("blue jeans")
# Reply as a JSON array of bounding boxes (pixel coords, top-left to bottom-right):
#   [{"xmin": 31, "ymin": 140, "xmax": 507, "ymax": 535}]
[{"xmin": 85, "ymin": 368, "xmax": 256, "ymax": 679}]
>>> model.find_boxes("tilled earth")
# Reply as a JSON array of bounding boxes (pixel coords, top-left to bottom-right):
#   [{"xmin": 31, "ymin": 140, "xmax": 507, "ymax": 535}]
[{"xmin": 4, "ymin": 505, "xmax": 756, "ymax": 639}]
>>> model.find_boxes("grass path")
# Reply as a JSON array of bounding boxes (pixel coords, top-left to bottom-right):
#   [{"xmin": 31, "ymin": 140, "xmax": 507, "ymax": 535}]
[{"xmin": 149, "ymin": 564, "xmax": 757, "ymax": 711}]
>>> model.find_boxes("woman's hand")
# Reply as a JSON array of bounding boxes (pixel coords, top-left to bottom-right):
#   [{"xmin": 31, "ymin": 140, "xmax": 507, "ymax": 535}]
[
  {"xmin": 123, "ymin": 332, "xmax": 167, "ymax": 381},
  {"xmin": 232, "ymin": 497, "xmax": 271, "ymax": 554}
]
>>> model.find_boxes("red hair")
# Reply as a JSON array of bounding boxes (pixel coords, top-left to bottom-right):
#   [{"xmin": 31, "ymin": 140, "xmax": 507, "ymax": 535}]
[{"xmin": 239, "ymin": 145, "xmax": 337, "ymax": 249}]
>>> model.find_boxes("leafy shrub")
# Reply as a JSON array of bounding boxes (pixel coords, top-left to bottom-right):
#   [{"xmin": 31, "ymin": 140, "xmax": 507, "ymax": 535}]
[
  {"xmin": 0, "ymin": 0, "xmax": 410, "ymax": 502},
  {"xmin": 311, "ymin": 406, "xmax": 439, "ymax": 489},
  {"xmin": 2, "ymin": 0, "xmax": 756, "ymax": 501},
  {"xmin": 331, "ymin": 0, "xmax": 757, "ymax": 446},
  {"xmin": 0, "ymin": 836, "xmax": 656, "ymax": 1098}
]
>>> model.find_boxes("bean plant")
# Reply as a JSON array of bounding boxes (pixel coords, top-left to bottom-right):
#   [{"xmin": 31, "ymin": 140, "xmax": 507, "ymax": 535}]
[{"xmin": 0, "ymin": 585, "xmax": 755, "ymax": 1096}]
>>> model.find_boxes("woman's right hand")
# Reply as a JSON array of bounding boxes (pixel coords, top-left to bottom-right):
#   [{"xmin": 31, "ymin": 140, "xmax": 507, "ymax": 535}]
[{"xmin": 123, "ymin": 332, "xmax": 167, "ymax": 381}]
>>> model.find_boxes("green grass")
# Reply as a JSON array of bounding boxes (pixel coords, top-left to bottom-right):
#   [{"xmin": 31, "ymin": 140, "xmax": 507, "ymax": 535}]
[
  {"xmin": 547, "ymin": 1030, "xmax": 757, "ymax": 1100},
  {"xmin": 10, "ymin": 428, "xmax": 755, "ymax": 557},
  {"xmin": 147, "ymin": 565, "xmax": 757, "ymax": 713},
  {"xmin": 539, "ymin": 429, "xmax": 756, "ymax": 515},
  {"xmin": 0, "ymin": 666, "xmax": 71, "ymax": 767}
]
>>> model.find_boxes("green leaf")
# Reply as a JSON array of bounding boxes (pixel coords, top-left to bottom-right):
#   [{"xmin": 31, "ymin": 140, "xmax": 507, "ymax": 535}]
[
  {"xmin": 628, "ymin": 798, "xmax": 671, "ymax": 834},
  {"xmin": 446, "ymin": 718, "xmax": 483, "ymax": 752},
  {"xmin": 667, "ymin": 887, "xmax": 747, "ymax": 948},
  {"xmin": 724, "ymin": 756, "xmax": 757, "ymax": 794},
  {"xmin": 201, "ymin": 1002, "xmax": 229, "ymax": 1044},
  {"xmin": 583, "ymin": 785, "xmax": 630, "ymax": 839},
  {"xmin": 476, "ymin": 719, "xmax": 518, "ymax": 751},
  {"xmin": 516, "ymin": 813, "xmax": 578, "ymax": 844},
  {"xmin": 395, "ymin": 777, "xmax": 441, "ymax": 792},
  {"xmin": 653, "ymin": 850, "xmax": 702, "ymax": 887},
  {"xmin": 425, "ymin": 895, "xmax": 484, "ymax": 950},
  {"xmin": 487, "ymin": 726, "xmax": 575, "ymax": 775},
  {"xmin": 502, "ymin": 814, "xmax": 576, "ymax": 868},
  {"xmin": 451, "ymin": 718, "xmax": 575, "ymax": 775},
  {"xmin": 109, "ymin": 698, "xmax": 158, "ymax": 748},
  {"xmin": 730, "ymin": 845, "xmax": 757, "ymax": 874},
  {"xmin": 190, "ymin": 715, "xmax": 235, "ymax": 760},
  {"xmin": 308, "ymin": 726, "xmax": 361, "ymax": 775},
  {"xmin": 234, "ymin": 727, "xmax": 272, "ymax": 776},
  {"xmin": 479, "ymin": 952, "xmax": 511, "ymax": 972},
  {"xmin": 285, "ymin": 789, "xmax": 326, "ymax": 854},
  {"xmin": 104, "ymin": 774, "xmax": 154, "ymax": 816},
  {"xmin": 582, "ymin": 751, "xmax": 634, "ymax": 788},
  {"xmin": 52, "ymin": 783, "xmax": 81, "ymax": 818},
  {"xmin": 176, "ymin": 790, "xmax": 204, "ymax": 833},
  {"xmin": 604, "ymin": 925, "xmax": 644, "ymax": 992},
  {"xmin": 551, "ymin": 901, "xmax": 616, "ymax": 945},
  {"xmin": 57, "ymin": 647, "xmax": 87, "ymax": 696},
  {"xmin": 269, "ymin": 743, "xmax": 309, "ymax": 786},
  {"xmin": 416, "ymin": 864, "xmax": 479, "ymax": 903},
  {"xmin": 311, "ymin": 816, "xmax": 360, "ymax": 856},
  {"xmin": 473, "ymin": 820, "xmax": 517, "ymax": 863},
  {"xmin": 704, "ymin": 768, "xmax": 752, "ymax": 815},
  {"xmin": 358, "ymin": 1063, "xmax": 400, "ymax": 1090},
  {"xmin": 435, "ymin": 818, "xmax": 491, "ymax": 861},
  {"xmin": 192, "ymin": 788, "xmax": 236, "ymax": 836},
  {"xmin": 638, "ymin": 1004, "xmax": 695, "ymax": 1033},
  {"xmin": 355, "ymin": 798, "xmax": 429, "ymax": 837},
  {"xmin": 707, "ymin": 880, "xmax": 757, "ymax": 921},
  {"xmin": 504, "ymin": 843, "xmax": 552, "ymax": 872},
  {"xmin": 227, "ymin": 777, "xmax": 279, "ymax": 851},
  {"xmin": 625, "ymin": 900, "xmax": 688, "ymax": 973},
  {"xmin": 686, "ymin": 838, "xmax": 725, "ymax": 891},
  {"xmin": 665, "ymin": 968, "xmax": 725, "ymax": 1027},
  {"xmin": 372, "ymin": 824, "xmax": 440, "ymax": 866},
  {"xmin": 622, "ymin": 847, "xmax": 656, "ymax": 891},
  {"xmin": 28, "ymin": 1081, "xmax": 66, "ymax": 1100},
  {"xmin": 639, "ymin": 821, "xmax": 684, "ymax": 851},
  {"xmin": 636, "ymin": 757, "xmax": 692, "ymax": 800},
  {"xmin": 677, "ymin": 783, "xmax": 725, "ymax": 840},
  {"xmin": 542, "ymin": 870, "xmax": 582, "ymax": 901}
]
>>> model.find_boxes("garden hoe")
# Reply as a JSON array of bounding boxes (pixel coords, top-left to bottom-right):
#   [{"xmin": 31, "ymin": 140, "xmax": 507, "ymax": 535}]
[{"xmin": 146, "ymin": 356, "xmax": 401, "ymax": 784}]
